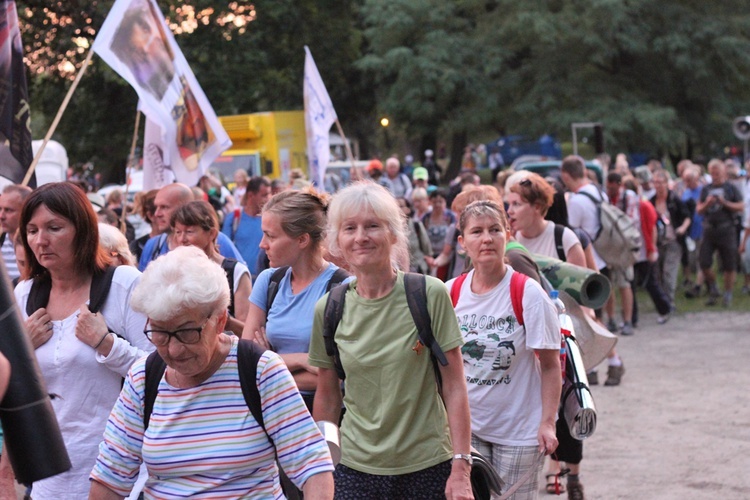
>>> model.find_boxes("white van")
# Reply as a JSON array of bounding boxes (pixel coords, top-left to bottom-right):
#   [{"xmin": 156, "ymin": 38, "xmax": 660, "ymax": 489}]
[{"xmin": 31, "ymin": 139, "xmax": 68, "ymax": 186}]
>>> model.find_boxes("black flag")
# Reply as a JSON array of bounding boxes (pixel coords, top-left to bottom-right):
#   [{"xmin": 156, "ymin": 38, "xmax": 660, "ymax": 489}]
[{"xmin": 0, "ymin": 0, "xmax": 34, "ymax": 186}]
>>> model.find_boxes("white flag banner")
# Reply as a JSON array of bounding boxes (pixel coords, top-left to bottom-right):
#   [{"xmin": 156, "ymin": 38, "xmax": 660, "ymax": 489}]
[
  {"xmin": 142, "ymin": 113, "xmax": 175, "ymax": 189},
  {"xmin": 303, "ymin": 46, "xmax": 337, "ymax": 190},
  {"xmin": 92, "ymin": 0, "xmax": 231, "ymax": 187}
]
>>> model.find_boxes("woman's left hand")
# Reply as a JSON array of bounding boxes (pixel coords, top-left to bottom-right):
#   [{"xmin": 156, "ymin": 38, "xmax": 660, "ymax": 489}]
[
  {"xmin": 251, "ymin": 326, "xmax": 271, "ymax": 350},
  {"xmin": 76, "ymin": 304, "xmax": 109, "ymax": 349},
  {"xmin": 538, "ymin": 420, "xmax": 558, "ymax": 455},
  {"xmin": 445, "ymin": 465, "xmax": 473, "ymax": 500}
]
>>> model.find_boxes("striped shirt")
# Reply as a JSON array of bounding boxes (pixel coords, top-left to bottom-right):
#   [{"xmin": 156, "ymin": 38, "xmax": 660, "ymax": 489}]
[
  {"xmin": 1, "ymin": 235, "xmax": 18, "ymax": 281},
  {"xmin": 91, "ymin": 337, "xmax": 333, "ymax": 499}
]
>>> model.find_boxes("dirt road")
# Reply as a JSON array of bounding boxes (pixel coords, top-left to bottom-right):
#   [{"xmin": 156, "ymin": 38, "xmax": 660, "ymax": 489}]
[{"xmin": 546, "ymin": 310, "xmax": 750, "ymax": 499}]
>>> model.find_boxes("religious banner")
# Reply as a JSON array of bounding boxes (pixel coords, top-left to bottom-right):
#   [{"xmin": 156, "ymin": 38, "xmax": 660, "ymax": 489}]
[{"xmin": 92, "ymin": 0, "xmax": 230, "ymax": 187}]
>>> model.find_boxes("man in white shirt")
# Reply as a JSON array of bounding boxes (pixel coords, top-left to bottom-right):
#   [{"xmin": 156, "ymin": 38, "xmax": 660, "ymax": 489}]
[
  {"xmin": 560, "ymin": 155, "xmax": 626, "ymax": 386},
  {"xmin": 0, "ymin": 184, "xmax": 32, "ymax": 281}
]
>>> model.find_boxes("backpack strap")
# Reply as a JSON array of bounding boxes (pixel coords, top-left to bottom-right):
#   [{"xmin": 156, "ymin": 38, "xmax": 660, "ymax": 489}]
[
  {"xmin": 553, "ymin": 224, "xmax": 566, "ymax": 262},
  {"xmin": 89, "ymin": 266, "xmax": 118, "ymax": 314},
  {"xmin": 510, "ymin": 272, "xmax": 528, "ymax": 327},
  {"xmin": 326, "ymin": 268, "xmax": 350, "ymax": 292},
  {"xmin": 236, "ymin": 338, "xmax": 269, "ymax": 437},
  {"xmin": 221, "ymin": 258, "xmax": 239, "ymax": 316},
  {"xmin": 0, "ymin": 232, "xmax": 6, "ymax": 246},
  {"xmin": 149, "ymin": 233, "xmax": 168, "ymax": 264},
  {"xmin": 26, "ymin": 266, "xmax": 117, "ymax": 316},
  {"xmin": 266, "ymin": 266, "xmax": 290, "ymax": 312},
  {"xmin": 403, "ymin": 273, "xmax": 448, "ymax": 366},
  {"xmin": 323, "ymin": 282, "xmax": 349, "ymax": 380},
  {"xmin": 450, "ymin": 272, "xmax": 470, "ymax": 307},
  {"xmin": 26, "ymin": 274, "xmax": 52, "ymax": 316},
  {"xmin": 143, "ymin": 339, "xmax": 270, "ymax": 441},
  {"xmin": 143, "ymin": 350, "xmax": 166, "ymax": 430},
  {"xmin": 403, "ymin": 273, "xmax": 448, "ymax": 393}
]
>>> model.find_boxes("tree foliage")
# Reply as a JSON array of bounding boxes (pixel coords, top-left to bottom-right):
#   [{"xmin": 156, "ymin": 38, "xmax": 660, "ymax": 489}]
[
  {"xmin": 19, "ymin": 0, "xmax": 750, "ymax": 181},
  {"xmin": 359, "ymin": 0, "xmax": 750, "ymax": 163}
]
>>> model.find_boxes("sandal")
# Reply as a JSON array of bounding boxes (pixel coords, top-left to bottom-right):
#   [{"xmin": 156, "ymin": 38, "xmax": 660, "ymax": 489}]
[{"xmin": 545, "ymin": 474, "xmax": 566, "ymax": 495}]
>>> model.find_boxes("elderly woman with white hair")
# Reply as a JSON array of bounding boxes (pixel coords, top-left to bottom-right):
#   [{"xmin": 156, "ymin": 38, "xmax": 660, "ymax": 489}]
[
  {"xmin": 89, "ymin": 246, "xmax": 334, "ymax": 499},
  {"xmin": 309, "ymin": 181, "xmax": 473, "ymax": 499},
  {"xmin": 98, "ymin": 223, "xmax": 136, "ymax": 267}
]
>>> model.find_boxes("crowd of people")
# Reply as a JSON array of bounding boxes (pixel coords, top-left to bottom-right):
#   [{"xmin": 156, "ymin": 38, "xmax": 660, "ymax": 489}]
[{"xmin": 0, "ymin": 147, "xmax": 746, "ymax": 500}]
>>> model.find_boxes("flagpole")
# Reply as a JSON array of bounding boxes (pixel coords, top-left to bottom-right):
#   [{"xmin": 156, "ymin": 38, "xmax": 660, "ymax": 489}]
[
  {"xmin": 120, "ymin": 109, "xmax": 141, "ymax": 233},
  {"xmin": 334, "ymin": 119, "xmax": 360, "ymax": 180},
  {"xmin": 22, "ymin": 48, "xmax": 95, "ymax": 186}
]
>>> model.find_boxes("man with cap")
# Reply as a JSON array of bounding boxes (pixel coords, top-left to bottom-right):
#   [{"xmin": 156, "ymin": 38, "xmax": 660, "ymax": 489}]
[
  {"xmin": 411, "ymin": 166, "xmax": 432, "ymax": 197},
  {"xmin": 0, "ymin": 184, "xmax": 32, "ymax": 281}
]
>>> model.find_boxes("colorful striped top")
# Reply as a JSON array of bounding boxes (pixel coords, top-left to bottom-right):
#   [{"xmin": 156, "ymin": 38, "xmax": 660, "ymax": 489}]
[{"xmin": 90, "ymin": 336, "xmax": 333, "ymax": 498}]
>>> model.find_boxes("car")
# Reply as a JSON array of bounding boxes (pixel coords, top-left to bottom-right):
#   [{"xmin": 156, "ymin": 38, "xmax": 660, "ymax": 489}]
[
  {"xmin": 513, "ymin": 158, "xmax": 603, "ymax": 185},
  {"xmin": 98, "ymin": 169, "xmax": 144, "ymax": 204}
]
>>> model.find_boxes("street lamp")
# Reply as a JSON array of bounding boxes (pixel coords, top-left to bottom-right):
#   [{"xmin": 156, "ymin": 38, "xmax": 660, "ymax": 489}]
[{"xmin": 380, "ymin": 117, "xmax": 391, "ymax": 150}]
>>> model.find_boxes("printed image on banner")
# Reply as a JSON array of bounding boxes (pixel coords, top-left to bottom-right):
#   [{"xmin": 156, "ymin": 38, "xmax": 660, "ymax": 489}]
[
  {"xmin": 92, "ymin": 0, "xmax": 230, "ymax": 188},
  {"xmin": 0, "ymin": 0, "xmax": 34, "ymax": 187}
]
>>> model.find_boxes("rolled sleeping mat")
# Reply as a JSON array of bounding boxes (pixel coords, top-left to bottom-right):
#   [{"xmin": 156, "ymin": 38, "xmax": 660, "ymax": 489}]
[
  {"xmin": 559, "ymin": 291, "xmax": 617, "ymax": 370},
  {"xmin": 533, "ymin": 254, "xmax": 611, "ymax": 309},
  {"xmin": 0, "ymin": 263, "xmax": 71, "ymax": 483},
  {"xmin": 561, "ymin": 333, "xmax": 597, "ymax": 440}
]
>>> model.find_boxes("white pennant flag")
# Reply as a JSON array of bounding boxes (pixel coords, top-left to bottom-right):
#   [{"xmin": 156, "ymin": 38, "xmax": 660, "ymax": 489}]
[
  {"xmin": 303, "ymin": 46, "xmax": 337, "ymax": 190},
  {"xmin": 92, "ymin": 0, "xmax": 231, "ymax": 188}
]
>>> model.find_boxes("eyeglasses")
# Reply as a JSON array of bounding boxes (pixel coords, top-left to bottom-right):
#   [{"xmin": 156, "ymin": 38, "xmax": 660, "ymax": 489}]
[{"xmin": 143, "ymin": 316, "xmax": 211, "ymax": 346}]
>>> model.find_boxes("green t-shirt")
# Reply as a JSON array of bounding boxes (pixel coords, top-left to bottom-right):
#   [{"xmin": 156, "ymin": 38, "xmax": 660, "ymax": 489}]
[{"xmin": 309, "ymin": 271, "xmax": 463, "ymax": 475}]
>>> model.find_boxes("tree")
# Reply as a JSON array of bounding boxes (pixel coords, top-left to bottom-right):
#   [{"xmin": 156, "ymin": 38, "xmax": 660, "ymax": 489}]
[{"xmin": 359, "ymin": 0, "xmax": 750, "ymax": 166}]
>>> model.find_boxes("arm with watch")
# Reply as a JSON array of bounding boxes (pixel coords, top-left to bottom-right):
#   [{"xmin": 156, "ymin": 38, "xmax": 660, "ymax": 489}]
[{"xmin": 438, "ymin": 346, "xmax": 474, "ymax": 500}]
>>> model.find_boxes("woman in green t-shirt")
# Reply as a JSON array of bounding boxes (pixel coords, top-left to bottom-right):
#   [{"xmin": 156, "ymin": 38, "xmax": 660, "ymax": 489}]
[{"xmin": 309, "ymin": 181, "xmax": 473, "ymax": 499}]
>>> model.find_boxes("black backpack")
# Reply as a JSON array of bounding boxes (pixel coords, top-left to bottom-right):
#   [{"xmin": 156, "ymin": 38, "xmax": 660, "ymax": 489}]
[
  {"xmin": 26, "ymin": 265, "xmax": 117, "ymax": 317},
  {"xmin": 553, "ymin": 223, "xmax": 566, "ymax": 262},
  {"xmin": 142, "ymin": 339, "xmax": 267, "ymax": 431},
  {"xmin": 142, "ymin": 340, "xmax": 302, "ymax": 499},
  {"xmin": 220, "ymin": 258, "xmax": 239, "ymax": 316},
  {"xmin": 322, "ymin": 273, "xmax": 448, "ymax": 389},
  {"xmin": 266, "ymin": 266, "xmax": 349, "ymax": 312}
]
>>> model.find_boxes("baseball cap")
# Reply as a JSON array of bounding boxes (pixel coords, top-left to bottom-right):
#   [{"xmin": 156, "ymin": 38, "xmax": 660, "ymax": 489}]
[
  {"xmin": 367, "ymin": 159, "xmax": 383, "ymax": 172},
  {"xmin": 413, "ymin": 167, "xmax": 429, "ymax": 181}
]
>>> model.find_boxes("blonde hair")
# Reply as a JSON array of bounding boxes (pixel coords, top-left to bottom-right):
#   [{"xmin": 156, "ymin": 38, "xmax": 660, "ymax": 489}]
[
  {"xmin": 327, "ymin": 181, "xmax": 409, "ymax": 270},
  {"xmin": 263, "ymin": 188, "xmax": 329, "ymax": 245},
  {"xmin": 97, "ymin": 223, "xmax": 135, "ymax": 267}
]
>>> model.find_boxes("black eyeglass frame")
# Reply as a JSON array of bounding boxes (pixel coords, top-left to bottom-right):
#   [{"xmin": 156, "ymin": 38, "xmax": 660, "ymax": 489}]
[{"xmin": 143, "ymin": 315, "xmax": 211, "ymax": 346}]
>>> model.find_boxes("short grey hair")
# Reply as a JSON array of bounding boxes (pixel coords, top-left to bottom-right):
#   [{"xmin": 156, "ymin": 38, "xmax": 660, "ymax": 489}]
[
  {"xmin": 327, "ymin": 181, "xmax": 409, "ymax": 271},
  {"xmin": 131, "ymin": 246, "xmax": 229, "ymax": 322},
  {"xmin": 98, "ymin": 223, "xmax": 135, "ymax": 267}
]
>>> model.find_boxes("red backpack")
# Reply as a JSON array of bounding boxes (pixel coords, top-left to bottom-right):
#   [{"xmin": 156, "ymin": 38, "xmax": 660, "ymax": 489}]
[{"xmin": 450, "ymin": 271, "xmax": 528, "ymax": 325}]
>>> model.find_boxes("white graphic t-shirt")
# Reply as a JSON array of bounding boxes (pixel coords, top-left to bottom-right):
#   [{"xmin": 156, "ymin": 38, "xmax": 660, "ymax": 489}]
[{"xmin": 447, "ymin": 267, "xmax": 560, "ymax": 446}]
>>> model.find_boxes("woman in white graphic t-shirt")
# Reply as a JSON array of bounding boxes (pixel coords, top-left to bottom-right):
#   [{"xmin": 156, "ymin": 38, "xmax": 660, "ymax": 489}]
[{"xmin": 447, "ymin": 200, "xmax": 561, "ymax": 500}]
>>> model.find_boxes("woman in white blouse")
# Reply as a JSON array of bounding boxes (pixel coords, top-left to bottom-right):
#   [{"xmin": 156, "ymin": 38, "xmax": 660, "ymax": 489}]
[{"xmin": 13, "ymin": 182, "xmax": 153, "ymax": 498}]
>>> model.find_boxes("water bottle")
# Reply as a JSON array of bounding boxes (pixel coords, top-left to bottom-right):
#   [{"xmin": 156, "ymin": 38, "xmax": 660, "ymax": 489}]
[{"xmin": 549, "ymin": 290, "xmax": 567, "ymax": 380}]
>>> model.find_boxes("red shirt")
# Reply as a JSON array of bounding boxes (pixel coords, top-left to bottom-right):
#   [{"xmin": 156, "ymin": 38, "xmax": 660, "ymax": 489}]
[{"xmin": 639, "ymin": 199, "xmax": 657, "ymax": 254}]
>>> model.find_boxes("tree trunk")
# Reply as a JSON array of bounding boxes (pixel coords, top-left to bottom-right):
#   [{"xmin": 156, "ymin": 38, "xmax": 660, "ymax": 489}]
[{"xmin": 446, "ymin": 130, "xmax": 467, "ymax": 182}]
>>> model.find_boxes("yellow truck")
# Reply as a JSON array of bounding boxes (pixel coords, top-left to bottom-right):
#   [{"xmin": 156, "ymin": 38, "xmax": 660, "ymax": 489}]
[{"xmin": 210, "ymin": 111, "xmax": 307, "ymax": 183}]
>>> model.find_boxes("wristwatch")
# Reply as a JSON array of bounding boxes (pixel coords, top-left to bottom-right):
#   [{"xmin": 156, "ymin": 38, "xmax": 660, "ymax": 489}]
[{"xmin": 452, "ymin": 453, "xmax": 473, "ymax": 466}]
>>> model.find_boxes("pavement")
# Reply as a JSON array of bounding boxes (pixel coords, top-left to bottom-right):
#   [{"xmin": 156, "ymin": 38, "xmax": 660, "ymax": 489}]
[{"xmin": 540, "ymin": 310, "xmax": 750, "ymax": 499}]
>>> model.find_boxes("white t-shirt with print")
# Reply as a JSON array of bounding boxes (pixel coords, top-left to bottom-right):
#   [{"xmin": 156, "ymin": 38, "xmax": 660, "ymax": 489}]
[
  {"xmin": 447, "ymin": 266, "xmax": 560, "ymax": 446},
  {"xmin": 516, "ymin": 221, "xmax": 580, "ymax": 261}
]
